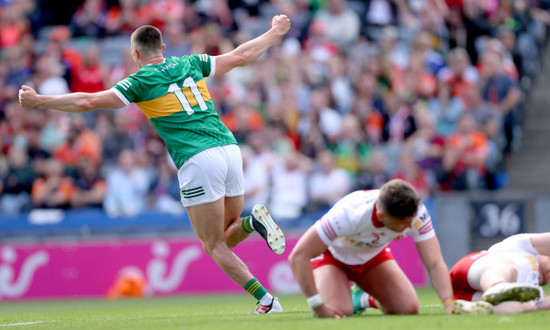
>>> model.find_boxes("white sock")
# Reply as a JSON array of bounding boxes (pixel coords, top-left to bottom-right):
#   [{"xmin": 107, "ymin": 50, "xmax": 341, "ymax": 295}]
[
  {"xmin": 360, "ymin": 292, "xmax": 377, "ymax": 309},
  {"xmin": 259, "ymin": 293, "xmax": 274, "ymax": 305}
]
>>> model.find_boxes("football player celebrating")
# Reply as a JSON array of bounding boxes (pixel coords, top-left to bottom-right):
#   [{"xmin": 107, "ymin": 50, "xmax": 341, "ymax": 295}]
[
  {"xmin": 289, "ymin": 179, "xmax": 454, "ymax": 318},
  {"xmin": 450, "ymin": 232, "xmax": 550, "ymax": 314},
  {"xmin": 19, "ymin": 15, "xmax": 291, "ymax": 314}
]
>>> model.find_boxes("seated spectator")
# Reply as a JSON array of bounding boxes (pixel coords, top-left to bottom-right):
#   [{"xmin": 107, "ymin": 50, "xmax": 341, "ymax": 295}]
[
  {"xmin": 435, "ymin": 47, "xmax": 479, "ymax": 134},
  {"xmin": 148, "ymin": 157, "xmax": 182, "ymax": 214},
  {"xmin": 242, "ymin": 145, "xmax": 269, "ymax": 213},
  {"xmin": 70, "ymin": 0, "xmax": 107, "ymax": 38},
  {"xmin": 103, "ymin": 149, "xmax": 150, "ymax": 218},
  {"xmin": 101, "ymin": 114, "xmax": 135, "ymax": 171},
  {"xmin": 1, "ymin": 147, "xmax": 35, "ymax": 214},
  {"xmin": 105, "ymin": 0, "xmax": 150, "ymax": 35},
  {"xmin": 308, "ymin": 149, "xmax": 351, "ymax": 210},
  {"xmin": 31, "ymin": 158, "xmax": 74, "ymax": 209},
  {"xmin": 54, "ymin": 114, "xmax": 102, "ymax": 168},
  {"xmin": 439, "ymin": 113, "xmax": 489, "ymax": 190},
  {"xmin": 0, "ymin": 5, "xmax": 30, "ymax": 49},
  {"xmin": 71, "ymin": 44, "xmax": 108, "ymax": 93},
  {"xmin": 313, "ymin": 0, "xmax": 360, "ymax": 49},
  {"xmin": 404, "ymin": 111, "xmax": 445, "ymax": 186},
  {"xmin": 393, "ymin": 148, "xmax": 430, "ymax": 200},
  {"xmin": 478, "ymin": 48, "xmax": 522, "ymax": 155},
  {"xmin": 352, "ymin": 147, "xmax": 390, "ymax": 190},
  {"xmin": 269, "ymin": 148, "xmax": 312, "ymax": 220},
  {"xmin": 71, "ymin": 156, "xmax": 106, "ymax": 209}
]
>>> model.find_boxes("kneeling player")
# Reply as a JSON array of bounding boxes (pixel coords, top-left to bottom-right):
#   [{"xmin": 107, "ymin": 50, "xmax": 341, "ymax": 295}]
[
  {"xmin": 450, "ymin": 232, "xmax": 550, "ymax": 314},
  {"xmin": 288, "ymin": 179, "xmax": 454, "ymax": 318}
]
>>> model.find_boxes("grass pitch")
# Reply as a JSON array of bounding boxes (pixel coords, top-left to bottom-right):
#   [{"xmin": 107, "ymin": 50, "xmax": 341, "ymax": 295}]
[{"xmin": 1, "ymin": 289, "xmax": 550, "ymax": 329}]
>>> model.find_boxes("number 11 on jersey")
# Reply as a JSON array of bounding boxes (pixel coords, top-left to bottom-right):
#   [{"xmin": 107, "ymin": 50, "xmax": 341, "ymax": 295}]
[{"xmin": 168, "ymin": 77, "xmax": 208, "ymax": 115}]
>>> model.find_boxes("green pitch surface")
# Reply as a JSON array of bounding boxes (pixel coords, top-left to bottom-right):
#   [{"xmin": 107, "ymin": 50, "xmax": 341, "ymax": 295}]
[{"xmin": 1, "ymin": 289, "xmax": 550, "ymax": 329}]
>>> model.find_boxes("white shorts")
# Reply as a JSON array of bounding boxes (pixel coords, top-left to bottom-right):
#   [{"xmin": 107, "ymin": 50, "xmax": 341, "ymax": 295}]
[{"xmin": 177, "ymin": 144, "xmax": 244, "ymax": 208}]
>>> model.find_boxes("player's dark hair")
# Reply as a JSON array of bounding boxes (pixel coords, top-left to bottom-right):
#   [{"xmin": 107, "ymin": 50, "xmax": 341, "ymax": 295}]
[
  {"xmin": 378, "ymin": 179, "xmax": 420, "ymax": 219},
  {"xmin": 131, "ymin": 25, "xmax": 163, "ymax": 58}
]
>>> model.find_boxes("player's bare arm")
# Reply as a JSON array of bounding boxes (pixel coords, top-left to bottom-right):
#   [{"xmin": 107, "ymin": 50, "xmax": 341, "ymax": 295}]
[
  {"xmin": 19, "ymin": 85, "xmax": 126, "ymax": 112},
  {"xmin": 288, "ymin": 226, "xmax": 345, "ymax": 318},
  {"xmin": 416, "ymin": 236, "xmax": 454, "ymax": 314},
  {"xmin": 530, "ymin": 232, "xmax": 550, "ymax": 255},
  {"xmin": 214, "ymin": 15, "xmax": 290, "ymax": 76}
]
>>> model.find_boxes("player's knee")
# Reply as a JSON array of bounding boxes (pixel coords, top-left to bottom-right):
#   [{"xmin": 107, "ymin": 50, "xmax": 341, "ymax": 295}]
[
  {"xmin": 200, "ymin": 239, "xmax": 227, "ymax": 256},
  {"xmin": 385, "ymin": 301, "xmax": 419, "ymax": 315}
]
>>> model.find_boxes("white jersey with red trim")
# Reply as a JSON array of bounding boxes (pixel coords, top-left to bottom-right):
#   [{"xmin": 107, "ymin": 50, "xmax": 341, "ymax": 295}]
[
  {"xmin": 314, "ymin": 190, "xmax": 435, "ymax": 265},
  {"xmin": 485, "ymin": 234, "xmax": 541, "ymax": 288},
  {"xmin": 468, "ymin": 234, "xmax": 544, "ymax": 302}
]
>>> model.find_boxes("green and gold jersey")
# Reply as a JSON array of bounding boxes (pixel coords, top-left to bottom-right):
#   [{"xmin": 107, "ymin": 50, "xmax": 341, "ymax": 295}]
[{"xmin": 111, "ymin": 55, "xmax": 237, "ymax": 169}]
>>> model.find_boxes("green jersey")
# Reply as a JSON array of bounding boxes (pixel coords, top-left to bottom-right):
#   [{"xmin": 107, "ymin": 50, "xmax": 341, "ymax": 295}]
[{"xmin": 111, "ymin": 55, "xmax": 237, "ymax": 169}]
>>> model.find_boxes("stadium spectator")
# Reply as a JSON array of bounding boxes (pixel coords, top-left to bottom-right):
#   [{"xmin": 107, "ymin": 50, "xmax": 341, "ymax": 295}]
[
  {"xmin": 288, "ymin": 179, "xmax": 454, "ymax": 317},
  {"xmin": 32, "ymin": 53, "xmax": 70, "ymax": 96},
  {"xmin": 353, "ymin": 147, "xmax": 390, "ymax": 191},
  {"xmin": 269, "ymin": 148, "xmax": 312, "ymax": 220},
  {"xmin": 450, "ymin": 233, "xmax": 550, "ymax": 315},
  {"xmin": 70, "ymin": 0, "xmax": 107, "ymax": 38},
  {"xmin": 0, "ymin": 147, "xmax": 35, "ymax": 214},
  {"xmin": 0, "ymin": 5, "xmax": 30, "ymax": 49},
  {"xmin": 31, "ymin": 158, "xmax": 74, "ymax": 209},
  {"xmin": 105, "ymin": 0, "xmax": 149, "ymax": 35},
  {"xmin": 393, "ymin": 148, "xmax": 430, "ymax": 200},
  {"xmin": 241, "ymin": 145, "xmax": 269, "ymax": 214},
  {"xmin": 478, "ymin": 49, "xmax": 522, "ymax": 155},
  {"xmin": 308, "ymin": 149, "xmax": 351, "ymax": 211},
  {"xmin": 71, "ymin": 44, "xmax": 109, "ymax": 93},
  {"xmin": 148, "ymin": 157, "xmax": 182, "ymax": 214},
  {"xmin": 53, "ymin": 114, "xmax": 102, "ymax": 168},
  {"xmin": 162, "ymin": 19, "xmax": 192, "ymax": 58},
  {"xmin": 103, "ymin": 149, "xmax": 149, "ymax": 218},
  {"xmin": 440, "ymin": 112, "xmax": 489, "ymax": 190},
  {"xmin": 71, "ymin": 156, "xmax": 106, "ymax": 209}
]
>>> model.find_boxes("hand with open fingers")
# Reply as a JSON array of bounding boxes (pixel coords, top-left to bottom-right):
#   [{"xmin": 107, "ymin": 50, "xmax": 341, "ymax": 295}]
[
  {"xmin": 272, "ymin": 14, "xmax": 291, "ymax": 37},
  {"xmin": 313, "ymin": 303, "xmax": 347, "ymax": 318},
  {"xmin": 19, "ymin": 85, "xmax": 39, "ymax": 108}
]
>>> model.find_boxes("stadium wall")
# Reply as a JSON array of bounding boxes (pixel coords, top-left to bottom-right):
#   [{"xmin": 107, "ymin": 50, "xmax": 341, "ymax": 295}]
[{"xmin": 0, "ymin": 235, "xmax": 425, "ymax": 301}]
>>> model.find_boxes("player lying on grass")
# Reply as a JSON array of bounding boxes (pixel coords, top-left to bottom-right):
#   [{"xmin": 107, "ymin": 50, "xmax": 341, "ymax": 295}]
[
  {"xmin": 449, "ymin": 232, "xmax": 550, "ymax": 314},
  {"xmin": 288, "ymin": 179, "xmax": 454, "ymax": 318},
  {"xmin": 19, "ymin": 15, "xmax": 291, "ymax": 314}
]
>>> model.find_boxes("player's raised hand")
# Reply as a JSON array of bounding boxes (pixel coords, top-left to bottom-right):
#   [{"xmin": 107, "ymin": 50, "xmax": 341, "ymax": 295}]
[
  {"xmin": 271, "ymin": 15, "xmax": 291, "ymax": 37},
  {"xmin": 19, "ymin": 85, "xmax": 39, "ymax": 108}
]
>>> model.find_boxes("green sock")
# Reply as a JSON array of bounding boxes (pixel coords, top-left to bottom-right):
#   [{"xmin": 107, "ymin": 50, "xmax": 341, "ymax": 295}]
[
  {"xmin": 243, "ymin": 278, "xmax": 268, "ymax": 301},
  {"xmin": 241, "ymin": 216, "xmax": 254, "ymax": 233}
]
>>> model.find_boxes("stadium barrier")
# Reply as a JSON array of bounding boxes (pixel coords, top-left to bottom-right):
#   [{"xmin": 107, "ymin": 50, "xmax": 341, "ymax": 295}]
[{"xmin": 0, "ymin": 235, "xmax": 426, "ymax": 301}]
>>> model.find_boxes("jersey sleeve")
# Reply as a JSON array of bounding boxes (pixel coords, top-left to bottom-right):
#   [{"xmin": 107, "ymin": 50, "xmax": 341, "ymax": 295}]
[
  {"xmin": 111, "ymin": 76, "xmax": 139, "ymax": 105},
  {"xmin": 410, "ymin": 203, "xmax": 436, "ymax": 242},
  {"xmin": 188, "ymin": 54, "xmax": 216, "ymax": 77},
  {"xmin": 314, "ymin": 205, "xmax": 355, "ymax": 246}
]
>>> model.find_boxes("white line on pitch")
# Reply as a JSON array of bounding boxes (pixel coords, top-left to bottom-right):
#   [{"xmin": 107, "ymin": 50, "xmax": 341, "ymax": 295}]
[{"xmin": 0, "ymin": 321, "xmax": 54, "ymax": 327}]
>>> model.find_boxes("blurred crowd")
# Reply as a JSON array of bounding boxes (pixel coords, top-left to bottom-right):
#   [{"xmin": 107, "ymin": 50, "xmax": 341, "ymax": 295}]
[{"xmin": 1, "ymin": 0, "xmax": 550, "ymax": 220}]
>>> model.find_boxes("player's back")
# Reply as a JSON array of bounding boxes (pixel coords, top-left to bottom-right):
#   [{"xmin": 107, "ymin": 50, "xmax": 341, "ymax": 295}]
[{"xmin": 112, "ymin": 55, "xmax": 236, "ymax": 168}]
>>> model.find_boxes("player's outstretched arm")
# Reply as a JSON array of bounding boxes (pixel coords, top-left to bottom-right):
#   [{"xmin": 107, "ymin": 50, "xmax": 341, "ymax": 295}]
[
  {"xmin": 416, "ymin": 236, "xmax": 454, "ymax": 314},
  {"xmin": 213, "ymin": 15, "xmax": 290, "ymax": 76},
  {"xmin": 19, "ymin": 85, "xmax": 126, "ymax": 112}
]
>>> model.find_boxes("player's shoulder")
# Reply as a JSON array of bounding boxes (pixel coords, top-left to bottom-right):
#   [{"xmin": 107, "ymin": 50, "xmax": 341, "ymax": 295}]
[{"xmin": 413, "ymin": 203, "xmax": 430, "ymax": 223}]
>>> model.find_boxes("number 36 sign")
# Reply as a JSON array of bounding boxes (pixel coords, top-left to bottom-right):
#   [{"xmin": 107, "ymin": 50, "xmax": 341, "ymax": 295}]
[{"xmin": 471, "ymin": 201, "xmax": 525, "ymax": 238}]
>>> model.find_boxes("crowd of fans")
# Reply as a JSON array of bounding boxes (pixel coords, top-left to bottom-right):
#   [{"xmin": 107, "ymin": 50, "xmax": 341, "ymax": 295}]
[{"xmin": 1, "ymin": 0, "xmax": 550, "ymax": 220}]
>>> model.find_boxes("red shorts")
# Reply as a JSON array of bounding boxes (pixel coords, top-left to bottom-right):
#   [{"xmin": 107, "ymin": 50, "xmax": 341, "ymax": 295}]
[
  {"xmin": 311, "ymin": 247, "xmax": 394, "ymax": 282},
  {"xmin": 449, "ymin": 251, "xmax": 487, "ymax": 300}
]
